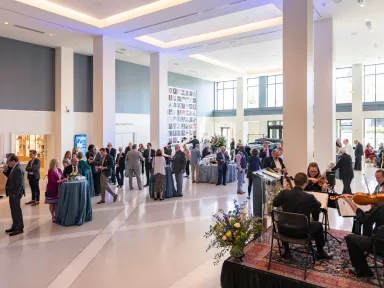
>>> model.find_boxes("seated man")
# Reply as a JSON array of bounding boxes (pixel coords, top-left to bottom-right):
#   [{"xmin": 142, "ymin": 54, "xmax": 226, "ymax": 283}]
[
  {"xmin": 273, "ymin": 172, "xmax": 333, "ymax": 259},
  {"xmin": 263, "ymin": 149, "xmax": 286, "ymax": 173},
  {"xmin": 345, "ymin": 199, "xmax": 384, "ymax": 278}
]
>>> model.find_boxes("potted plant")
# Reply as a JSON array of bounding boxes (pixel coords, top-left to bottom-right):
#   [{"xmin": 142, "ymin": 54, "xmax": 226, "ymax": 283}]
[{"xmin": 205, "ymin": 200, "xmax": 262, "ymax": 265}]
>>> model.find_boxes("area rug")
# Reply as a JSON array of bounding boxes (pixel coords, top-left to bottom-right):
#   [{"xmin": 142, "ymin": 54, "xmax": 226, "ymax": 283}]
[{"xmin": 235, "ymin": 228, "xmax": 382, "ymax": 287}]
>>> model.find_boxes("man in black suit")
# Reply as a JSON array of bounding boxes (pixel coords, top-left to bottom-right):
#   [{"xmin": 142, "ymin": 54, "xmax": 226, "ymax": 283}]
[
  {"xmin": 189, "ymin": 135, "xmax": 200, "ymax": 149},
  {"xmin": 273, "ymin": 172, "xmax": 333, "ymax": 259},
  {"xmin": 63, "ymin": 157, "xmax": 80, "ymax": 177},
  {"xmin": 164, "ymin": 142, "xmax": 173, "ymax": 165},
  {"xmin": 97, "ymin": 148, "xmax": 117, "ymax": 204},
  {"xmin": 259, "ymin": 141, "xmax": 272, "ymax": 162},
  {"xmin": 115, "ymin": 147, "xmax": 125, "ymax": 188},
  {"xmin": 106, "ymin": 142, "xmax": 117, "ymax": 185},
  {"xmin": 124, "ymin": 142, "xmax": 133, "ymax": 155},
  {"xmin": 143, "ymin": 143, "xmax": 155, "ymax": 187},
  {"xmin": 3, "ymin": 154, "xmax": 25, "ymax": 236},
  {"xmin": 354, "ymin": 140, "xmax": 364, "ymax": 171},
  {"xmin": 330, "ymin": 148, "xmax": 354, "ymax": 194},
  {"xmin": 25, "ymin": 150, "xmax": 40, "ymax": 206},
  {"xmin": 263, "ymin": 149, "xmax": 286, "ymax": 173},
  {"xmin": 216, "ymin": 146, "xmax": 230, "ymax": 186}
]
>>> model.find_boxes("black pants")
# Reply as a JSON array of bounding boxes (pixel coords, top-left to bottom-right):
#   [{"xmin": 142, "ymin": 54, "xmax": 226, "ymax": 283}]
[
  {"xmin": 342, "ymin": 178, "xmax": 352, "ymax": 194},
  {"xmin": 28, "ymin": 177, "xmax": 40, "ymax": 201},
  {"xmin": 279, "ymin": 221, "xmax": 325, "ymax": 252},
  {"xmin": 145, "ymin": 163, "xmax": 153, "ymax": 185},
  {"xmin": 354, "ymin": 155, "xmax": 362, "ymax": 171},
  {"xmin": 93, "ymin": 173, "xmax": 101, "ymax": 196},
  {"xmin": 9, "ymin": 194, "xmax": 24, "ymax": 231},
  {"xmin": 311, "ymin": 209, "xmax": 321, "ymax": 222},
  {"xmin": 248, "ymin": 177, "xmax": 253, "ymax": 197},
  {"xmin": 141, "ymin": 160, "xmax": 145, "ymax": 174},
  {"xmin": 111, "ymin": 166, "xmax": 116, "ymax": 184},
  {"xmin": 116, "ymin": 167, "xmax": 125, "ymax": 186},
  {"xmin": 185, "ymin": 160, "xmax": 190, "ymax": 176},
  {"xmin": 352, "ymin": 219, "xmax": 374, "ymax": 236},
  {"xmin": 345, "ymin": 234, "xmax": 373, "ymax": 273},
  {"xmin": 217, "ymin": 166, "xmax": 227, "ymax": 185}
]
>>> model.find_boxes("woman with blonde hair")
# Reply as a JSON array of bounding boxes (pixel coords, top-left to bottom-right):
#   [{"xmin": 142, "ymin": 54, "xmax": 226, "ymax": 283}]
[{"xmin": 45, "ymin": 159, "xmax": 66, "ymax": 222}]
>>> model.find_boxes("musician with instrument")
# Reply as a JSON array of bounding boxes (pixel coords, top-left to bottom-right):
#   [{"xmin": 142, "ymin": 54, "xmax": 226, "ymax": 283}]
[
  {"xmin": 329, "ymin": 148, "xmax": 354, "ymax": 194},
  {"xmin": 263, "ymin": 149, "xmax": 286, "ymax": 174},
  {"xmin": 273, "ymin": 172, "xmax": 333, "ymax": 260},
  {"xmin": 372, "ymin": 169, "xmax": 384, "ymax": 195}
]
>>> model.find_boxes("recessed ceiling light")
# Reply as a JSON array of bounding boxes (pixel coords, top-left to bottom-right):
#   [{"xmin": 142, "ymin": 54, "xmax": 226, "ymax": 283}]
[
  {"xmin": 126, "ymin": 53, "xmax": 130, "ymax": 56},
  {"xmin": 49, "ymin": 33, "xmax": 53, "ymax": 36},
  {"xmin": 4, "ymin": 22, "xmax": 8, "ymax": 25}
]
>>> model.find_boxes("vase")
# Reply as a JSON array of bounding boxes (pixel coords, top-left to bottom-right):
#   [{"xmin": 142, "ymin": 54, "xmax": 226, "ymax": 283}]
[{"xmin": 230, "ymin": 246, "xmax": 245, "ymax": 262}]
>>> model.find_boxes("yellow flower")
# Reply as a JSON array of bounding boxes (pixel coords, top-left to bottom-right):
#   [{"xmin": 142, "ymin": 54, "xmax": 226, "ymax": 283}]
[
  {"xmin": 234, "ymin": 223, "xmax": 241, "ymax": 228},
  {"xmin": 226, "ymin": 231, "xmax": 232, "ymax": 237}
]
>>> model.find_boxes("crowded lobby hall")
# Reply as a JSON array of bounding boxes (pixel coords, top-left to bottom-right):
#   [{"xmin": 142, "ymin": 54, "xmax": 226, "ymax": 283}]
[{"xmin": 1, "ymin": 0, "xmax": 384, "ymax": 287}]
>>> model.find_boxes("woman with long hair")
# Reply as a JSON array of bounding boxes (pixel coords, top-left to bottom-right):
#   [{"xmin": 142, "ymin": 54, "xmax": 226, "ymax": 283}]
[
  {"xmin": 306, "ymin": 162, "xmax": 323, "ymax": 192},
  {"xmin": 138, "ymin": 143, "xmax": 145, "ymax": 174},
  {"xmin": 153, "ymin": 149, "xmax": 167, "ymax": 201},
  {"xmin": 62, "ymin": 151, "xmax": 71, "ymax": 168},
  {"xmin": 46, "ymin": 159, "xmax": 66, "ymax": 222},
  {"xmin": 247, "ymin": 148, "xmax": 262, "ymax": 199}
]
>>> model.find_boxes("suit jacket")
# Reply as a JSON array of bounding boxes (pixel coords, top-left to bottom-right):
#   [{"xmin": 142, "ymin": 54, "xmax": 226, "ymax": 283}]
[
  {"xmin": 115, "ymin": 152, "xmax": 126, "ymax": 169},
  {"xmin": 216, "ymin": 152, "xmax": 230, "ymax": 171},
  {"xmin": 259, "ymin": 148, "xmax": 272, "ymax": 160},
  {"xmin": 174, "ymin": 150, "xmax": 187, "ymax": 173},
  {"xmin": 273, "ymin": 186, "xmax": 321, "ymax": 222},
  {"xmin": 25, "ymin": 158, "xmax": 40, "ymax": 180},
  {"xmin": 355, "ymin": 142, "xmax": 363, "ymax": 157},
  {"xmin": 190, "ymin": 148, "xmax": 201, "ymax": 165},
  {"xmin": 143, "ymin": 149, "xmax": 155, "ymax": 165},
  {"xmin": 126, "ymin": 150, "xmax": 144, "ymax": 170},
  {"xmin": 190, "ymin": 139, "xmax": 199, "ymax": 149},
  {"xmin": 124, "ymin": 146, "xmax": 132, "ymax": 155},
  {"xmin": 101, "ymin": 154, "xmax": 114, "ymax": 177},
  {"xmin": 263, "ymin": 156, "xmax": 285, "ymax": 170},
  {"xmin": 91, "ymin": 152, "xmax": 102, "ymax": 174},
  {"xmin": 106, "ymin": 147, "xmax": 117, "ymax": 163},
  {"xmin": 332, "ymin": 153, "xmax": 354, "ymax": 180},
  {"xmin": 63, "ymin": 165, "xmax": 80, "ymax": 177},
  {"xmin": 164, "ymin": 147, "xmax": 172, "ymax": 165},
  {"xmin": 4, "ymin": 163, "xmax": 25, "ymax": 197}
]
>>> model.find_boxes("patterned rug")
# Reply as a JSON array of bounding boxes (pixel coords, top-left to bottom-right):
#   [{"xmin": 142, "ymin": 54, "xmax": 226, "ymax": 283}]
[{"xmin": 236, "ymin": 228, "xmax": 382, "ymax": 287}]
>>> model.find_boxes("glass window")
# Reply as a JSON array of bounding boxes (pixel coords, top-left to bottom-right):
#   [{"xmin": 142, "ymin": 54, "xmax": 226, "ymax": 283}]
[
  {"xmin": 247, "ymin": 77, "xmax": 259, "ymax": 108},
  {"xmin": 336, "ymin": 119, "xmax": 352, "ymax": 145},
  {"xmin": 223, "ymin": 89, "xmax": 233, "ymax": 110},
  {"xmin": 365, "ymin": 75, "xmax": 376, "ymax": 102},
  {"xmin": 364, "ymin": 118, "xmax": 384, "ymax": 149},
  {"xmin": 335, "ymin": 68, "xmax": 352, "ymax": 104},
  {"xmin": 224, "ymin": 81, "xmax": 234, "ymax": 89},
  {"xmin": 215, "ymin": 80, "xmax": 236, "ymax": 110},
  {"xmin": 267, "ymin": 84, "xmax": 276, "ymax": 107},
  {"xmin": 365, "ymin": 65, "xmax": 375, "ymax": 75},
  {"xmin": 364, "ymin": 64, "xmax": 384, "ymax": 102},
  {"xmin": 248, "ymin": 78, "xmax": 259, "ymax": 86},
  {"xmin": 336, "ymin": 67, "xmax": 352, "ymax": 78},
  {"xmin": 217, "ymin": 90, "xmax": 224, "ymax": 110},
  {"xmin": 267, "ymin": 75, "xmax": 283, "ymax": 107},
  {"xmin": 376, "ymin": 74, "xmax": 384, "ymax": 101}
]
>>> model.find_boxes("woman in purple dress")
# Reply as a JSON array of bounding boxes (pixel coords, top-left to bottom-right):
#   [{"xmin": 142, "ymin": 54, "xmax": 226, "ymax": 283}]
[{"xmin": 45, "ymin": 159, "xmax": 67, "ymax": 222}]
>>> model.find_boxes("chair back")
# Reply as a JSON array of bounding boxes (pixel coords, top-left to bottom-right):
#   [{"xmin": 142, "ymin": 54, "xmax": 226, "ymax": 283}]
[
  {"xmin": 373, "ymin": 225, "xmax": 384, "ymax": 257},
  {"xmin": 272, "ymin": 210, "xmax": 310, "ymax": 238}
]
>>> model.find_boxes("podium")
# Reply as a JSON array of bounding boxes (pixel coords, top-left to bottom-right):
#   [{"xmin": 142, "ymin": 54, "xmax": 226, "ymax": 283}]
[{"xmin": 252, "ymin": 169, "xmax": 282, "ymax": 228}]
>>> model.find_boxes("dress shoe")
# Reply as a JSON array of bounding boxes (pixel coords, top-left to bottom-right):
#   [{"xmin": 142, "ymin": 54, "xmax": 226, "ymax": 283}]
[
  {"xmin": 223, "ymin": 184, "xmax": 226, "ymax": 186},
  {"xmin": 5, "ymin": 228, "xmax": 15, "ymax": 234},
  {"xmin": 113, "ymin": 194, "xmax": 118, "ymax": 203},
  {"xmin": 316, "ymin": 250, "xmax": 333, "ymax": 260},
  {"xmin": 25, "ymin": 200, "xmax": 34, "ymax": 205},
  {"xmin": 0, "ymin": 195, "xmax": 3, "ymax": 199},
  {"xmin": 192, "ymin": 181, "xmax": 196, "ymax": 183},
  {"xmin": 144, "ymin": 184, "xmax": 149, "ymax": 187},
  {"xmin": 349, "ymin": 268, "xmax": 374, "ymax": 278},
  {"xmin": 216, "ymin": 184, "xmax": 220, "ymax": 186},
  {"xmin": 9, "ymin": 230, "xmax": 23, "ymax": 236},
  {"xmin": 97, "ymin": 200, "xmax": 105, "ymax": 204},
  {"xmin": 237, "ymin": 191, "xmax": 245, "ymax": 195},
  {"xmin": 174, "ymin": 194, "xmax": 183, "ymax": 197},
  {"xmin": 160, "ymin": 198, "xmax": 164, "ymax": 201},
  {"xmin": 31, "ymin": 201, "xmax": 40, "ymax": 206}
]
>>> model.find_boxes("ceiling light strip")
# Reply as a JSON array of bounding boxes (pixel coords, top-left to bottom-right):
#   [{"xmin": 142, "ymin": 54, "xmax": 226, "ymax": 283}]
[{"xmin": 190, "ymin": 54, "xmax": 246, "ymax": 74}]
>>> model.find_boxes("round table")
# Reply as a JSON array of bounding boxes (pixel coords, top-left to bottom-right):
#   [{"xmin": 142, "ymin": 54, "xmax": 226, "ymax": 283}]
[
  {"xmin": 56, "ymin": 180, "xmax": 92, "ymax": 226},
  {"xmin": 199, "ymin": 164, "xmax": 238, "ymax": 184}
]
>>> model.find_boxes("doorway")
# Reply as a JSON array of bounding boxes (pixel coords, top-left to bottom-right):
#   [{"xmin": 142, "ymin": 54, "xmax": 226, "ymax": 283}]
[
  {"xmin": 115, "ymin": 133, "xmax": 136, "ymax": 149},
  {"xmin": 221, "ymin": 127, "xmax": 230, "ymax": 142},
  {"xmin": 267, "ymin": 121, "xmax": 283, "ymax": 139}
]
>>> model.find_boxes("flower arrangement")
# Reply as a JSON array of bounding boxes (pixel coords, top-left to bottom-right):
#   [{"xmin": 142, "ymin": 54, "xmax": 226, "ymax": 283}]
[
  {"xmin": 68, "ymin": 170, "xmax": 84, "ymax": 181},
  {"xmin": 204, "ymin": 200, "xmax": 262, "ymax": 265},
  {"xmin": 211, "ymin": 135, "xmax": 227, "ymax": 151}
]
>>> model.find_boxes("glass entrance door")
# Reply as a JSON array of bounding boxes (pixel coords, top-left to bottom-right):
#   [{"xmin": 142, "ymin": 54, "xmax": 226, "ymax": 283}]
[{"xmin": 221, "ymin": 127, "xmax": 230, "ymax": 143}]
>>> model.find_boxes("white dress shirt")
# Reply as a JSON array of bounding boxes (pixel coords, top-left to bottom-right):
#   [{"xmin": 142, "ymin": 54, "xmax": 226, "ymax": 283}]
[{"xmin": 344, "ymin": 143, "xmax": 353, "ymax": 156}]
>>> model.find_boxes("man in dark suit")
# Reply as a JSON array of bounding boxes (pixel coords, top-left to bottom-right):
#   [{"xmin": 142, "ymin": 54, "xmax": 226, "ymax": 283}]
[
  {"xmin": 216, "ymin": 146, "xmax": 230, "ymax": 186},
  {"xmin": 97, "ymin": 148, "xmax": 117, "ymax": 204},
  {"xmin": 273, "ymin": 172, "xmax": 333, "ymax": 259},
  {"xmin": 115, "ymin": 147, "xmax": 125, "ymax": 188},
  {"xmin": 89, "ymin": 146, "xmax": 102, "ymax": 196},
  {"xmin": 164, "ymin": 142, "xmax": 173, "ymax": 165},
  {"xmin": 354, "ymin": 140, "xmax": 364, "ymax": 171},
  {"xmin": 106, "ymin": 142, "xmax": 117, "ymax": 185},
  {"xmin": 25, "ymin": 150, "xmax": 40, "ymax": 206},
  {"xmin": 3, "ymin": 154, "xmax": 25, "ymax": 236},
  {"xmin": 63, "ymin": 157, "xmax": 80, "ymax": 177},
  {"xmin": 124, "ymin": 142, "xmax": 133, "ymax": 155},
  {"xmin": 263, "ymin": 149, "xmax": 286, "ymax": 172},
  {"xmin": 143, "ymin": 143, "xmax": 155, "ymax": 187},
  {"xmin": 331, "ymin": 148, "xmax": 354, "ymax": 194},
  {"xmin": 189, "ymin": 135, "xmax": 200, "ymax": 149},
  {"xmin": 173, "ymin": 144, "xmax": 186, "ymax": 197},
  {"xmin": 259, "ymin": 141, "xmax": 272, "ymax": 162}
]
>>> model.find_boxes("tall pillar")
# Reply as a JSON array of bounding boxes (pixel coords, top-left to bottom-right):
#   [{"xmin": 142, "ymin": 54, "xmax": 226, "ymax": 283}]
[
  {"xmin": 55, "ymin": 47, "xmax": 74, "ymax": 161},
  {"xmin": 150, "ymin": 53, "xmax": 168, "ymax": 149},
  {"xmin": 236, "ymin": 78, "xmax": 248, "ymax": 144},
  {"xmin": 352, "ymin": 64, "xmax": 364, "ymax": 143},
  {"xmin": 93, "ymin": 36, "xmax": 116, "ymax": 148},
  {"xmin": 283, "ymin": 0, "xmax": 314, "ymax": 174},
  {"xmin": 314, "ymin": 19, "xmax": 335, "ymax": 171}
]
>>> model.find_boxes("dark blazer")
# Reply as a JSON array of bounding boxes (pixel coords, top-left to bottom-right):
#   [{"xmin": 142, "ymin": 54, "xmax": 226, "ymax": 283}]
[
  {"xmin": 143, "ymin": 149, "xmax": 155, "ymax": 165},
  {"xmin": 63, "ymin": 165, "xmax": 80, "ymax": 177},
  {"xmin": 259, "ymin": 148, "xmax": 272, "ymax": 160},
  {"xmin": 4, "ymin": 163, "xmax": 25, "ymax": 197},
  {"xmin": 173, "ymin": 151, "xmax": 187, "ymax": 173},
  {"xmin": 216, "ymin": 152, "xmax": 230, "ymax": 171},
  {"xmin": 164, "ymin": 146, "xmax": 172, "ymax": 165},
  {"xmin": 25, "ymin": 158, "xmax": 40, "ymax": 180},
  {"xmin": 106, "ymin": 147, "xmax": 116, "ymax": 164},
  {"xmin": 101, "ymin": 154, "xmax": 114, "ymax": 177},
  {"xmin": 86, "ymin": 150, "xmax": 94, "ymax": 160},
  {"xmin": 190, "ymin": 139, "xmax": 199, "ymax": 149},
  {"xmin": 355, "ymin": 142, "xmax": 364, "ymax": 157},
  {"xmin": 332, "ymin": 153, "xmax": 354, "ymax": 179},
  {"xmin": 92, "ymin": 152, "xmax": 102, "ymax": 174},
  {"xmin": 263, "ymin": 156, "xmax": 285, "ymax": 170},
  {"xmin": 247, "ymin": 155, "xmax": 262, "ymax": 178},
  {"xmin": 124, "ymin": 146, "xmax": 132, "ymax": 155},
  {"xmin": 116, "ymin": 152, "xmax": 126, "ymax": 169},
  {"xmin": 273, "ymin": 186, "xmax": 321, "ymax": 222}
]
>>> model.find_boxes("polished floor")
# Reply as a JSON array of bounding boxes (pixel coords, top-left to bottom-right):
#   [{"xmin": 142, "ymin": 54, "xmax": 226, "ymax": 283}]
[{"xmin": 0, "ymin": 165, "xmax": 377, "ymax": 288}]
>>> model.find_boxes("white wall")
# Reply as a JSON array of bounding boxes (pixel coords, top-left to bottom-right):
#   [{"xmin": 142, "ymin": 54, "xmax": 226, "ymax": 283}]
[{"xmin": 115, "ymin": 113, "xmax": 151, "ymax": 147}]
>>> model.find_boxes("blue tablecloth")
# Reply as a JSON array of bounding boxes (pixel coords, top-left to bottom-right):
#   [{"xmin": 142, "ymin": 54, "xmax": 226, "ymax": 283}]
[
  {"xmin": 56, "ymin": 180, "xmax": 92, "ymax": 226},
  {"xmin": 199, "ymin": 164, "xmax": 238, "ymax": 184},
  {"xmin": 149, "ymin": 166, "xmax": 176, "ymax": 198}
]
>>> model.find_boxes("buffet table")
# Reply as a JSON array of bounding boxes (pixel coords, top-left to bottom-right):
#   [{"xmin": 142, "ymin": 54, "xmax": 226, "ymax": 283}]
[
  {"xmin": 199, "ymin": 163, "xmax": 238, "ymax": 184},
  {"xmin": 56, "ymin": 180, "xmax": 92, "ymax": 226},
  {"xmin": 149, "ymin": 166, "xmax": 176, "ymax": 198}
]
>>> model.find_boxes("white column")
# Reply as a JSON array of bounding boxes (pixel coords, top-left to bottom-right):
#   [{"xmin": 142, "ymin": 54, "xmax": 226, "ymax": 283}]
[
  {"xmin": 314, "ymin": 19, "xmax": 335, "ymax": 171},
  {"xmin": 283, "ymin": 0, "xmax": 314, "ymax": 174},
  {"xmin": 55, "ymin": 47, "xmax": 74, "ymax": 161},
  {"xmin": 236, "ymin": 78, "xmax": 248, "ymax": 144},
  {"xmin": 352, "ymin": 64, "xmax": 364, "ymax": 143},
  {"xmin": 150, "ymin": 53, "xmax": 168, "ymax": 149},
  {"xmin": 93, "ymin": 36, "xmax": 116, "ymax": 148}
]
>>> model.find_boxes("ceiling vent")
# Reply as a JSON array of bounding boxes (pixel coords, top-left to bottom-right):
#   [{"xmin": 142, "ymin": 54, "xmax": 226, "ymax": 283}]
[
  {"xmin": 333, "ymin": 0, "xmax": 344, "ymax": 3},
  {"xmin": 13, "ymin": 25, "xmax": 44, "ymax": 34}
]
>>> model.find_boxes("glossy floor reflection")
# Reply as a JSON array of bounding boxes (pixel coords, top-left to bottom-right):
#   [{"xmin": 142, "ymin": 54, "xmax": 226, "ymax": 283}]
[{"xmin": 0, "ymin": 166, "xmax": 377, "ymax": 288}]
